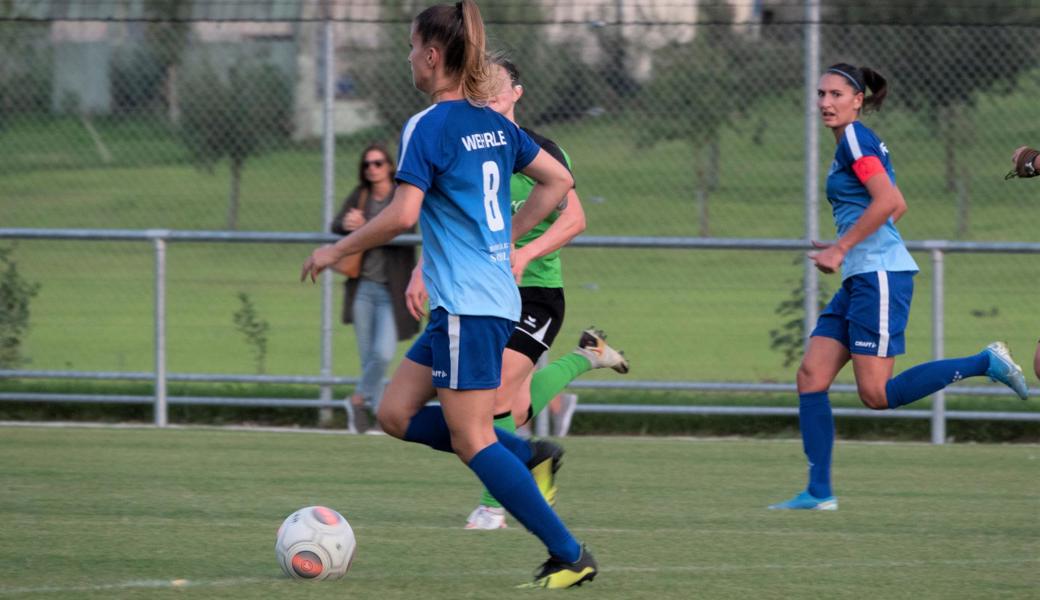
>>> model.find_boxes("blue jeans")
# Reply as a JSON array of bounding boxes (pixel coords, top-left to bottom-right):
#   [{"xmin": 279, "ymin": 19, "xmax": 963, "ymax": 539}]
[{"xmin": 352, "ymin": 279, "xmax": 397, "ymax": 411}]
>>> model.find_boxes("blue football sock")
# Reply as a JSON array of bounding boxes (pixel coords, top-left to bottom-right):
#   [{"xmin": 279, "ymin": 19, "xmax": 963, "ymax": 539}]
[
  {"xmin": 468, "ymin": 443, "xmax": 581, "ymax": 562},
  {"xmin": 492, "ymin": 426, "xmax": 532, "ymax": 464},
  {"xmin": 799, "ymin": 391, "xmax": 834, "ymax": 499},
  {"xmin": 885, "ymin": 352, "xmax": 989, "ymax": 409},
  {"xmin": 403, "ymin": 406, "xmax": 454, "ymax": 453},
  {"xmin": 403, "ymin": 405, "xmax": 533, "ymax": 464}
]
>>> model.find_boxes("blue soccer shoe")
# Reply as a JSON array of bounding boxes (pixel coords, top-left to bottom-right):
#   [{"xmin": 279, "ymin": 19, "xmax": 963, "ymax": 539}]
[
  {"xmin": 768, "ymin": 490, "xmax": 838, "ymax": 511},
  {"xmin": 983, "ymin": 341, "xmax": 1029, "ymax": 401}
]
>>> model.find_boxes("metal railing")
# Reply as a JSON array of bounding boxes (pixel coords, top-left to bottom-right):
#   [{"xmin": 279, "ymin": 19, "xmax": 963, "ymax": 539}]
[{"xmin": 2, "ymin": 228, "xmax": 1038, "ymax": 444}]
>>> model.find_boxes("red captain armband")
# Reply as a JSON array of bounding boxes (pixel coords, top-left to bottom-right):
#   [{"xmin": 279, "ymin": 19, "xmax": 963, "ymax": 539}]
[{"xmin": 851, "ymin": 155, "xmax": 886, "ymax": 184}]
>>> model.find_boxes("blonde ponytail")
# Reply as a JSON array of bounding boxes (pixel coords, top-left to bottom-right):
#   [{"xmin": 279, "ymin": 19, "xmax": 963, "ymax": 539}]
[
  {"xmin": 414, "ymin": 2, "xmax": 494, "ymax": 105},
  {"xmin": 457, "ymin": 0, "xmax": 494, "ymax": 106}
]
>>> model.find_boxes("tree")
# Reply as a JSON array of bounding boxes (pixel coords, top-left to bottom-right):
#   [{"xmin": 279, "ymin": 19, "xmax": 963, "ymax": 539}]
[
  {"xmin": 233, "ymin": 292, "xmax": 269, "ymax": 375},
  {"xmin": 0, "ymin": 245, "xmax": 41, "ymax": 369},
  {"xmin": 481, "ymin": 4, "xmax": 614, "ymax": 127},
  {"xmin": 110, "ymin": 0, "xmax": 192, "ymax": 120},
  {"xmin": 635, "ymin": 6, "xmax": 800, "ymax": 235},
  {"xmin": 769, "ymin": 258, "xmax": 831, "ymax": 369},
  {"xmin": 348, "ymin": 1, "xmax": 611, "ymax": 134},
  {"xmin": 179, "ymin": 61, "xmax": 292, "ymax": 230},
  {"xmin": 823, "ymin": 1, "xmax": 1040, "ymax": 237},
  {"xmin": 0, "ymin": 6, "xmax": 51, "ymax": 129},
  {"xmin": 345, "ymin": 2, "xmax": 428, "ymax": 137}
]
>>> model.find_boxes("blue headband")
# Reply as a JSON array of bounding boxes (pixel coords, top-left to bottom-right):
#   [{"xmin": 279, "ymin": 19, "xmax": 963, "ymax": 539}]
[{"xmin": 827, "ymin": 68, "xmax": 862, "ymax": 91}]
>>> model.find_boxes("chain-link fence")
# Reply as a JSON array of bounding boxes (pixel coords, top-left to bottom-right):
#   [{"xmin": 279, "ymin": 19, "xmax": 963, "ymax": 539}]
[{"xmin": 1, "ymin": 1, "xmax": 1038, "ymax": 394}]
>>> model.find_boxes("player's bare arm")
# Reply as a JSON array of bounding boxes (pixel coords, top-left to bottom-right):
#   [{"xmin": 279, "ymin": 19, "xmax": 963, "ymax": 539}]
[
  {"xmin": 511, "ymin": 189, "xmax": 586, "ymax": 282},
  {"xmin": 512, "ymin": 149, "xmax": 573, "ymax": 241},
  {"xmin": 301, "ymin": 183, "xmax": 423, "ymax": 283}
]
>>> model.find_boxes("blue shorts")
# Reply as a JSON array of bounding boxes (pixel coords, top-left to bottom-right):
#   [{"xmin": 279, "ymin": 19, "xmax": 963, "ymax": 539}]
[
  {"xmin": 405, "ymin": 307, "xmax": 515, "ymax": 390},
  {"xmin": 812, "ymin": 271, "xmax": 915, "ymax": 358}
]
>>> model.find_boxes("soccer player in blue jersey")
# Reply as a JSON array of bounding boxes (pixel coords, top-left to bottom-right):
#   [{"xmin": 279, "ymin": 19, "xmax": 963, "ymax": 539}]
[
  {"xmin": 300, "ymin": 1, "xmax": 596, "ymax": 588},
  {"xmin": 404, "ymin": 55, "xmax": 631, "ymax": 531},
  {"xmin": 769, "ymin": 63, "xmax": 1030, "ymax": 511}
]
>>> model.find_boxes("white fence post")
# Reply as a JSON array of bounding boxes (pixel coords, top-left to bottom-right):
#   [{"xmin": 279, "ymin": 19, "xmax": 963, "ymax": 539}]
[
  {"xmin": 318, "ymin": 16, "xmax": 337, "ymax": 425},
  {"xmin": 802, "ymin": 0, "xmax": 820, "ymax": 344},
  {"xmin": 153, "ymin": 236, "xmax": 168, "ymax": 428},
  {"xmin": 931, "ymin": 249, "xmax": 946, "ymax": 444}
]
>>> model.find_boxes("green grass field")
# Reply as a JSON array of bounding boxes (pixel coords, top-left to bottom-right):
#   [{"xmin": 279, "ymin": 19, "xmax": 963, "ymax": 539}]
[{"xmin": 1, "ymin": 426, "xmax": 1037, "ymax": 599}]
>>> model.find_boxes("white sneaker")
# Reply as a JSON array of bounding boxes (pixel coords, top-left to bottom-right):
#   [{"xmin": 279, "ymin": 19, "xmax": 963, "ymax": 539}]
[
  {"xmin": 575, "ymin": 328, "xmax": 629, "ymax": 374},
  {"xmin": 552, "ymin": 393, "xmax": 579, "ymax": 437},
  {"xmin": 344, "ymin": 400, "xmax": 358, "ymax": 434},
  {"xmin": 464, "ymin": 505, "xmax": 507, "ymax": 530}
]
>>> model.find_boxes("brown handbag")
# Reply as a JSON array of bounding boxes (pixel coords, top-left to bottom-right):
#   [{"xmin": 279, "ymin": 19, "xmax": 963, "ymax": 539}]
[{"xmin": 332, "ymin": 188, "xmax": 368, "ymax": 278}]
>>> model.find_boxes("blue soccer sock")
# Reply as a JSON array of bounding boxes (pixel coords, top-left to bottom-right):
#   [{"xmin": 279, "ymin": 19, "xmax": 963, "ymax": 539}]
[
  {"xmin": 799, "ymin": 391, "xmax": 834, "ymax": 499},
  {"xmin": 885, "ymin": 352, "xmax": 989, "ymax": 409},
  {"xmin": 468, "ymin": 443, "xmax": 581, "ymax": 562},
  {"xmin": 403, "ymin": 406, "xmax": 455, "ymax": 453},
  {"xmin": 491, "ymin": 425, "xmax": 532, "ymax": 464},
  {"xmin": 403, "ymin": 405, "xmax": 533, "ymax": 464}
]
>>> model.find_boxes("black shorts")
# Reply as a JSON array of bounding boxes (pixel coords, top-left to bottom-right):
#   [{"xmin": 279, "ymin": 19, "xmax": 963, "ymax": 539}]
[{"xmin": 506, "ymin": 287, "xmax": 566, "ymax": 364}]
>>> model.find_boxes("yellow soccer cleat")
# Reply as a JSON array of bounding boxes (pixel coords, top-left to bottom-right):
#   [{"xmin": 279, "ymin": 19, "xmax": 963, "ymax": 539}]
[
  {"xmin": 526, "ymin": 439, "xmax": 563, "ymax": 507},
  {"xmin": 518, "ymin": 545, "xmax": 598, "ymax": 589}
]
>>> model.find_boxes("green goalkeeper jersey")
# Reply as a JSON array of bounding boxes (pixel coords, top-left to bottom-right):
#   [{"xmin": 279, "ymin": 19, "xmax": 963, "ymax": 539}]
[{"xmin": 511, "ymin": 127, "xmax": 572, "ymax": 289}]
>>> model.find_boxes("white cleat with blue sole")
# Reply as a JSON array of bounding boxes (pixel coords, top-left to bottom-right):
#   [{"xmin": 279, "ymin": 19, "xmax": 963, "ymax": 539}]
[{"xmin": 768, "ymin": 490, "xmax": 838, "ymax": 511}]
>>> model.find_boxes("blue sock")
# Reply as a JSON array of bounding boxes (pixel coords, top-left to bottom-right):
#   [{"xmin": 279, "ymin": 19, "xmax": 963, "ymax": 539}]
[
  {"xmin": 492, "ymin": 427, "xmax": 532, "ymax": 464},
  {"xmin": 468, "ymin": 443, "xmax": 581, "ymax": 562},
  {"xmin": 403, "ymin": 406, "xmax": 454, "ymax": 453},
  {"xmin": 403, "ymin": 406, "xmax": 533, "ymax": 464},
  {"xmin": 799, "ymin": 391, "xmax": 833, "ymax": 499},
  {"xmin": 885, "ymin": 352, "xmax": 989, "ymax": 409}
]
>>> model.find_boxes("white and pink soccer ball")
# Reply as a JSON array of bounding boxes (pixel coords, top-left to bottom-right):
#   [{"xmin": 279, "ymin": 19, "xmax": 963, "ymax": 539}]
[{"xmin": 275, "ymin": 506, "xmax": 356, "ymax": 580}]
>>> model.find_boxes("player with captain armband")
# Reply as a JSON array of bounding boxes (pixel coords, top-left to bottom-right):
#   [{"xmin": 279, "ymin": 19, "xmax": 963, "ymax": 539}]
[{"xmin": 769, "ymin": 63, "xmax": 1030, "ymax": 511}]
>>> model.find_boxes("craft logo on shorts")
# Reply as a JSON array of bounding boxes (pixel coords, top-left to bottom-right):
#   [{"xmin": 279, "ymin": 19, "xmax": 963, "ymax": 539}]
[{"xmin": 854, "ymin": 340, "xmax": 878, "ymax": 349}]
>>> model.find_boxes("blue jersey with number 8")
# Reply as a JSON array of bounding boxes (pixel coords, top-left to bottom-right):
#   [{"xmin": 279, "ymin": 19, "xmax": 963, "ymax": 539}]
[{"xmin": 396, "ymin": 99, "xmax": 540, "ymax": 320}]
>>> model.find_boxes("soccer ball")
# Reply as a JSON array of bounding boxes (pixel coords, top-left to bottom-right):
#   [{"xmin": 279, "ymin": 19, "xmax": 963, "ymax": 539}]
[{"xmin": 275, "ymin": 506, "xmax": 356, "ymax": 580}]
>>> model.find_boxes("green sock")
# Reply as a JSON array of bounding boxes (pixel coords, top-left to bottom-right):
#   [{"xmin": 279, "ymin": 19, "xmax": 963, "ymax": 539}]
[
  {"xmin": 529, "ymin": 353, "xmax": 591, "ymax": 419},
  {"xmin": 478, "ymin": 412, "xmax": 517, "ymax": 509},
  {"xmin": 476, "ymin": 354, "xmax": 592, "ymax": 510}
]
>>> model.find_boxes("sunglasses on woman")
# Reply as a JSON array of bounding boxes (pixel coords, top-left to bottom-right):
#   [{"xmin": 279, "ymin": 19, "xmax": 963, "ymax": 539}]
[{"xmin": 363, "ymin": 159, "xmax": 386, "ymax": 169}]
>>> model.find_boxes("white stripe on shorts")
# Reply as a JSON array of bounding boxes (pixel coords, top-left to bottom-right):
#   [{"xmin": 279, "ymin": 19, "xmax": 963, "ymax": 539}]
[
  {"xmin": 448, "ymin": 314, "xmax": 461, "ymax": 389},
  {"xmin": 876, "ymin": 271, "xmax": 890, "ymax": 358}
]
